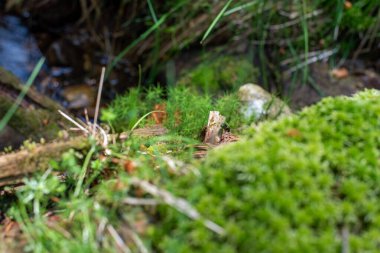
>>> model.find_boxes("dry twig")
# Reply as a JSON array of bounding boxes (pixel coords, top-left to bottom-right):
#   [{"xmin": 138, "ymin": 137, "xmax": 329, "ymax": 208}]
[{"xmin": 130, "ymin": 177, "xmax": 226, "ymax": 236}]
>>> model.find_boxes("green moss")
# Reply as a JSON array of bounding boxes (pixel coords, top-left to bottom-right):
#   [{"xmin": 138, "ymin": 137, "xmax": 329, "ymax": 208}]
[
  {"xmin": 165, "ymin": 87, "xmax": 212, "ymax": 138},
  {"xmin": 155, "ymin": 89, "xmax": 380, "ymax": 252},
  {"xmin": 178, "ymin": 56, "xmax": 258, "ymax": 94},
  {"xmin": 0, "ymin": 98, "xmax": 60, "ymax": 141},
  {"xmin": 103, "ymin": 86, "xmax": 244, "ymax": 138},
  {"xmin": 215, "ymin": 93, "xmax": 244, "ymax": 130},
  {"xmin": 101, "ymin": 87, "xmax": 164, "ymax": 131},
  {"xmin": 342, "ymin": 1, "xmax": 379, "ymax": 32}
]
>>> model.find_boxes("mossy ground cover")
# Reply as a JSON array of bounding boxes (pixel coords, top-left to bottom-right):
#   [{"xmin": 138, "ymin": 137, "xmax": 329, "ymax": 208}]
[
  {"xmin": 1, "ymin": 89, "xmax": 380, "ymax": 252},
  {"xmin": 177, "ymin": 56, "xmax": 258, "ymax": 94},
  {"xmin": 101, "ymin": 86, "xmax": 244, "ymax": 138},
  {"xmin": 154, "ymin": 89, "xmax": 380, "ymax": 252}
]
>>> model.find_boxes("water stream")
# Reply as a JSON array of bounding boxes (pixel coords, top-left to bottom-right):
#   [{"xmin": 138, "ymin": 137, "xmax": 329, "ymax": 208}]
[{"xmin": 0, "ymin": 15, "xmax": 43, "ymax": 83}]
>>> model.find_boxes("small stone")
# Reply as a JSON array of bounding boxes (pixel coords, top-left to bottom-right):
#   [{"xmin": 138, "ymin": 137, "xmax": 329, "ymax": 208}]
[
  {"xmin": 62, "ymin": 84, "xmax": 96, "ymax": 109},
  {"xmin": 238, "ymin": 83, "xmax": 291, "ymax": 122},
  {"xmin": 331, "ymin": 68, "xmax": 349, "ymax": 79}
]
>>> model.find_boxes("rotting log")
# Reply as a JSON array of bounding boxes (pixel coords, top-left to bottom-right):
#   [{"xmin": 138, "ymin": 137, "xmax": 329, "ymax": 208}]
[
  {"xmin": 0, "ymin": 125, "xmax": 168, "ymax": 187},
  {"xmin": 0, "ymin": 137, "xmax": 89, "ymax": 187},
  {"xmin": 0, "ymin": 67, "xmax": 69, "ymax": 149}
]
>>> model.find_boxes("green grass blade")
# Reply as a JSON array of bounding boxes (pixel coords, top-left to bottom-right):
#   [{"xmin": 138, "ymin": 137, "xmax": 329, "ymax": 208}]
[
  {"xmin": 0, "ymin": 57, "xmax": 45, "ymax": 132},
  {"xmin": 224, "ymin": 0, "xmax": 258, "ymax": 16},
  {"xmin": 200, "ymin": 0, "xmax": 233, "ymax": 44},
  {"xmin": 147, "ymin": 0, "xmax": 158, "ymax": 23},
  {"xmin": 106, "ymin": 15, "xmax": 167, "ymax": 78},
  {"xmin": 106, "ymin": 1, "xmax": 186, "ymax": 79},
  {"xmin": 74, "ymin": 145, "xmax": 96, "ymax": 197},
  {"xmin": 129, "ymin": 110, "xmax": 163, "ymax": 137},
  {"xmin": 300, "ymin": 0, "xmax": 309, "ymax": 83}
]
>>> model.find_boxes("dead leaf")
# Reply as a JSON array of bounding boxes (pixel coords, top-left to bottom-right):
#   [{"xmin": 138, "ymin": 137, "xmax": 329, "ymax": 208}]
[
  {"xmin": 50, "ymin": 196, "xmax": 61, "ymax": 203},
  {"xmin": 286, "ymin": 128, "xmax": 301, "ymax": 138},
  {"xmin": 344, "ymin": 1, "xmax": 352, "ymax": 9},
  {"xmin": 331, "ymin": 68, "xmax": 349, "ymax": 79},
  {"xmin": 42, "ymin": 119, "xmax": 49, "ymax": 126},
  {"xmin": 151, "ymin": 104, "xmax": 167, "ymax": 124},
  {"xmin": 123, "ymin": 160, "xmax": 137, "ymax": 174},
  {"xmin": 113, "ymin": 180, "xmax": 125, "ymax": 191},
  {"xmin": 2, "ymin": 218, "xmax": 20, "ymax": 238}
]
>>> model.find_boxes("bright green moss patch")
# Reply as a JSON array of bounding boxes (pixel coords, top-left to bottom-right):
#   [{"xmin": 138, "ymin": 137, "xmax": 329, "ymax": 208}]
[
  {"xmin": 102, "ymin": 86, "xmax": 244, "ymax": 138},
  {"xmin": 154, "ymin": 89, "xmax": 380, "ymax": 252},
  {"xmin": 101, "ymin": 87, "xmax": 163, "ymax": 131}
]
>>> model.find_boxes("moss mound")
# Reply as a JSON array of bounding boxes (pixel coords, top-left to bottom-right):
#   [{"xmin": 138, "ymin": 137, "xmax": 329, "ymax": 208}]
[
  {"xmin": 178, "ymin": 56, "xmax": 258, "ymax": 94},
  {"xmin": 102, "ymin": 87, "xmax": 244, "ymax": 138},
  {"xmin": 156, "ymin": 90, "xmax": 380, "ymax": 252}
]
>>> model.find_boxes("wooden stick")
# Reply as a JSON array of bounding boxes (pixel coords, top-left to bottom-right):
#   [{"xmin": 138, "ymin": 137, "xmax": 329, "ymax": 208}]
[
  {"xmin": 130, "ymin": 177, "xmax": 226, "ymax": 236},
  {"xmin": 204, "ymin": 111, "xmax": 225, "ymax": 145},
  {"xmin": 93, "ymin": 67, "xmax": 105, "ymax": 136}
]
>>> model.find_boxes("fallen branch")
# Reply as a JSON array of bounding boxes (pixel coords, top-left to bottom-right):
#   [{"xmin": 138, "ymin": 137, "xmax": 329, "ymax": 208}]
[
  {"xmin": 0, "ymin": 125, "xmax": 168, "ymax": 187},
  {"xmin": 0, "ymin": 137, "xmax": 89, "ymax": 187}
]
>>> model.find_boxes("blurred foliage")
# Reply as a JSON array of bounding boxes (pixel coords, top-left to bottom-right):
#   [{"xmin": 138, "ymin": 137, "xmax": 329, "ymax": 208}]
[
  {"xmin": 5, "ymin": 0, "xmax": 379, "ymax": 90},
  {"xmin": 101, "ymin": 86, "xmax": 244, "ymax": 138},
  {"xmin": 177, "ymin": 55, "xmax": 258, "ymax": 94},
  {"xmin": 6, "ymin": 89, "xmax": 380, "ymax": 252},
  {"xmin": 2, "ymin": 0, "xmax": 380, "ymax": 251},
  {"xmin": 153, "ymin": 89, "xmax": 380, "ymax": 252}
]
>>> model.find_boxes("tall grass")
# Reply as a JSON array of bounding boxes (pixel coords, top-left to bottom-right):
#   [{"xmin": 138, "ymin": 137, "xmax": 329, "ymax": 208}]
[
  {"xmin": 200, "ymin": 0, "xmax": 234, "ymax": 44},
  {"xmin": 98, "ymin": 0, "xmax": 379, "ymax": 95}
]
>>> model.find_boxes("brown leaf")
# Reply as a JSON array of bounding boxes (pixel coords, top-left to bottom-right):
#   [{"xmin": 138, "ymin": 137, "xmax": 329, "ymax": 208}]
[
  {"xmin": 331, "ymin": 68, "xmax": 349, "ymax": 79},
  {"xmin": 151, "ymin": 104, "xmax": 167, "ymax": 124},
  {"xmin": 123, "ymin": 160, "xmax": 137, "ymax": 174},
  {"xmin": 113, "ymin": 180, "xmax": 125, "ymax": 191},
  {"xmin": 50, "ymin": 196, "xmax": 61, "ymax": 203},
  {"xmin": 344, "ymin": 1, "xmax": 352, "ymax": 9},
  {"xmin": 286, "ymin": 128, "xmax": 301, "ymax": 138},
  {"xmin": 2, "ymin": 218, "xmax": 20, "ymax": 238},
  {"xmin": 42, "ymin": 119, "xmax": 49, "ymax": 126}
]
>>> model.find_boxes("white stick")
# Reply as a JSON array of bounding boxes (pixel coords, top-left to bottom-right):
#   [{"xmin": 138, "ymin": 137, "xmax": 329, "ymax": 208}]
[
  {"xmin": 58, "ymin": 110, "xmax": 89, "ymax": 134},
  {"xmin": 131, "ymin": 177, "xmax": 226, "ymax": 236},
  {"xmin": 107, "ymin": 224, "xmax": 131, "ymax": 253},
  {"xmin": 93, "ymin": 67, "xmax": 106, "ymax": 136}
]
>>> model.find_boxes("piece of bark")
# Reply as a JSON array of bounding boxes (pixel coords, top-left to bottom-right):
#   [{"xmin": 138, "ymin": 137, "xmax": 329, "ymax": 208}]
[
  {"xmin": 0, "ymin": 67, "xmax": 64, "ymax": 112},
  {"xmin": 119, "ymin": 124, "xmax": 168, "ymax": 139},
  {"xmin": 203, "ymin": 111, "xmax": 225, "ymax": 145},
  {"xmin": 195, "ymin": 111, "xmax": 239, "ymax": 159}
]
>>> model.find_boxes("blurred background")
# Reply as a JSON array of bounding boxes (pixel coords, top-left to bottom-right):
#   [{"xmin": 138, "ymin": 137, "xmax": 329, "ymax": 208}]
[{"xmin": 0, "ymin": 0, "xmax": 379, "ymax": 112}]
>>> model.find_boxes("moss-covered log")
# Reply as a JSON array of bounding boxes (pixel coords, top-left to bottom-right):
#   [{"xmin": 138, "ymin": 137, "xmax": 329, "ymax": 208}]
[
  {"xmin": 0, "ymin": 67, "xmax": 67, "ymax": 149},
  {"xmin": 0, "ymin": 137, "xmax": 89, "ymax": 187},
  {"xmin": 0, "ymin": 125, "xmax": 168, "ymax": 187}
]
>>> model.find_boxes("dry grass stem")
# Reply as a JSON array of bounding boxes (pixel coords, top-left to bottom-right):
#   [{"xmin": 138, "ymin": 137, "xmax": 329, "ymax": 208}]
[{"xmin": 130, "ymin": 177, "xmax": 226, "ymax": 236}]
